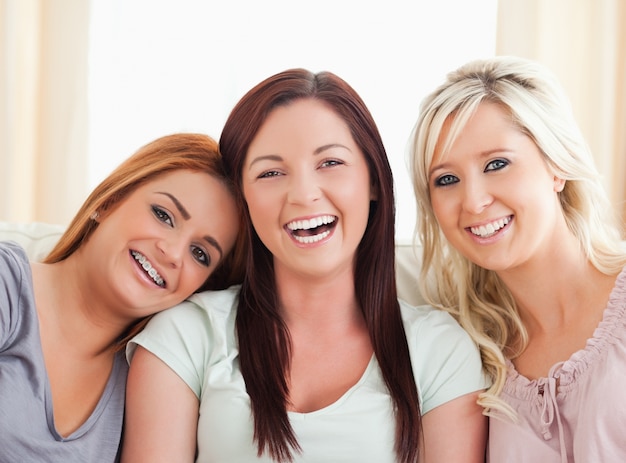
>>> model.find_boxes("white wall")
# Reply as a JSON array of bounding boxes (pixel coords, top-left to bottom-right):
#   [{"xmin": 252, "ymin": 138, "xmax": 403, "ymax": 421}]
[{"xmin": 88, "ymin": 0, "xmax": 497, "ymax": 241}]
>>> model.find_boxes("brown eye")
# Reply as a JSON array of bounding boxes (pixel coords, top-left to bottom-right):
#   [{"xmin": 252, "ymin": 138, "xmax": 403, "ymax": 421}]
[
  {"xmin": 320, "ymin": 159, "xmax": 343, "ymax": 168},
  {"xmin": 190, "ymin": 245, "xmax": 210, "ymax": 267},
  {"xmin": 258, "ymin": 170, "xmax": 282, "ymax": 179},
  {"xmin": 152, "ymin": 205, "xmax": 173, "ymax": 226}
]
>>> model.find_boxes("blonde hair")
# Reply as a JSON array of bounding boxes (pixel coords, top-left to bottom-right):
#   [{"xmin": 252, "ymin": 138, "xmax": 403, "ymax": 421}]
[
  {"xmin": 45, "ymin": 133, "xmax": 247, "ymax": 347},
  {"xmin": 409, "ymin": 56, "xmax": 626, "ymax": 417}
]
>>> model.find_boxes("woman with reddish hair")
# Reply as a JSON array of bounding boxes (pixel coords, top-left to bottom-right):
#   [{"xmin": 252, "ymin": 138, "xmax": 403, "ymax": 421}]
[{"xmin": 0, "ymin": 133, "xmax": 244, "ymax": 462}]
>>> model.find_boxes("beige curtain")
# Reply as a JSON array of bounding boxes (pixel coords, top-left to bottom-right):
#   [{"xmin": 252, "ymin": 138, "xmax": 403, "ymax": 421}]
[
  {"xmin": 2, "ymin": 1, "xmax": 624, "ymax": 226},
  {"xmin": 0, "ymin": 0, "xmax": 90, "ymax": 225},
  {"xmin": 496, "ymin": 0, "xmax": 626, "ymax": 224}
]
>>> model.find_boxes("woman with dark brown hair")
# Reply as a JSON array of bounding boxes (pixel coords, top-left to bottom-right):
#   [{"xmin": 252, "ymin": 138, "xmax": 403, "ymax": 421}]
[{"xmin": 122, "ymin": 70, "xmax": 487, "ymax": 462}]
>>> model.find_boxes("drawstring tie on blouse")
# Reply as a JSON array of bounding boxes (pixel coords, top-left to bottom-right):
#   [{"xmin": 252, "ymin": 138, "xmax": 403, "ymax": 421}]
[{"xmin": 539, "ymin": 362, "xmax": 568, "ymax": 463}]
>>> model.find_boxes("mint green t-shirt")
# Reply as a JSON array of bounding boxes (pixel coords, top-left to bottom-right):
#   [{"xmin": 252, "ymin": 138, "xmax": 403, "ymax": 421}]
[{"xmin": 129, "ymin": 286, "xmax": 488, "ymax": 462}]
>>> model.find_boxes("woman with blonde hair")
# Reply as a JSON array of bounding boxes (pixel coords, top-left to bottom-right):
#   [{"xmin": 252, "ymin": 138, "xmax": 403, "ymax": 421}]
[
  {"xmin": 0, "ymin": 133, "xmax": 245, "ymax": 462},
  {"xmin": 410, "ymin": 55, "xmax": 626, "ymax": 461}
]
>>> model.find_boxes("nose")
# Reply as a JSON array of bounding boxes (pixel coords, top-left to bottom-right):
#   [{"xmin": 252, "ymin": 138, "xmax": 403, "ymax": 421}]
[
  {"xmin": 287, "ymin": 171, "xmax": 321, "ymax": 205},
  {"xmin": 461, "ymin": 178, "xmax": 493, "ymax": 214},
  {"xmin": 156, "ymin": 235, "xmax": 185, "ymax": 268}
]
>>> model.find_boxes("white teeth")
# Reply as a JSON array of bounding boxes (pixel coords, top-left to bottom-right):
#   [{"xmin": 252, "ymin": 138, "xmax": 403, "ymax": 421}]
[
  {"xmin": 470, "ymin": 217, "xmax": 510, "ymax": 238},
  {"xmin": 131, "ymin": 251, "xmax": 165, "ymax": 287},
  {"xmin": 285, "ymin": 215, "xmax": 336, "ymax": 244},
  {"xmin": 292, "ymin": 230, "xmax": 331, "ymax": 244},
  {"xmin": 287, "ymin": 215, "xmax": 336, "ymax": 231}
]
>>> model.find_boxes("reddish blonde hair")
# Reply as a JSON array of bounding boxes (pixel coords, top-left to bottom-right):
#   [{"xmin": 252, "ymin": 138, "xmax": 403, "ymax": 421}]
[{"xmin": 45, "ymin": 133, "xmax": 247, "ymax": 347}]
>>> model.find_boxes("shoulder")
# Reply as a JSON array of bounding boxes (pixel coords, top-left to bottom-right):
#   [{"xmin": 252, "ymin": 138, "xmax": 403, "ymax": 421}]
[
  {"xmin": 186, "ymin": 285, "xmax": 240, "ymax": 316},
  {"xmin": 399, "ymin": 300, "xmax": 489, "ymax": 414},
  {"xmin": 0, "ymin": 242, "xmax": 33, "ymax": 347},
  {"xmin": 0, "ymin": 241, "xmax": 30, "ymax": 299},
  {"xmin": 399, "ymin": 299, "xmax": 468, "ymax": 340},
  {"xmin": 146, "ymin": 285, "xmax": 239, "ymax": 326},
  {"xmin": 126, "ymin": 286, "xmax": 241, "ymax": 397},
  {"xmin": 400, "ymin": 300, "xmax": 479, "ymax": 366},
  {"xmin": 131, "ymin": 285, "xmax": 240, "ymax": 349},
  {"xmin": 0, "ymin": 241, "xmax": 28, "ymax": 268}
]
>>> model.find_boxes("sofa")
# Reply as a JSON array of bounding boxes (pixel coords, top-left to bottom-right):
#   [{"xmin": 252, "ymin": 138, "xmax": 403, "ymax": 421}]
[{"xmin": 0, "ymin": 221, "xmax": 426, "ymax": 307}]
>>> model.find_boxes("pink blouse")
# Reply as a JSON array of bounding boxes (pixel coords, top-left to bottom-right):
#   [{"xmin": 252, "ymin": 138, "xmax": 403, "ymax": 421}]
[{"xmin": 487, "ymin": 267, "xmax": 626, "ymax": 463}]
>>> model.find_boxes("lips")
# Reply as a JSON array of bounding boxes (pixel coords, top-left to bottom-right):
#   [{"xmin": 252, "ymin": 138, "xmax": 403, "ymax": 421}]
[
  {"xmin": 130, "ymin": 250, "xmax": 166, "ymax": 287},
  {"xmin": 285, "ymin": 215, "xmax": 337, "ymax": 244}
]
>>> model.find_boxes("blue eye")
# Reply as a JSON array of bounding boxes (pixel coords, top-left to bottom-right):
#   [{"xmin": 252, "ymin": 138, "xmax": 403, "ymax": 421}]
[
  {"xmin": 190, "ymin": 245, "xmax": 210, "ymax": 267},
  {"xmin": 152, "ymin": 205, "xmax": 173, "ymax": 226},
  {"xmin": 485, "ymin": 159, "xmax": 509, "ymax": 171},
  {"xmin": 434, "ymin": 174, "xmax": 459, "ymax": 187}
]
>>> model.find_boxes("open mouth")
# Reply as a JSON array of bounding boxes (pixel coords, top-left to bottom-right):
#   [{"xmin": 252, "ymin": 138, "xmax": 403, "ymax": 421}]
[
  {"xmin": 130, "ymin": 250, "xmax": 166, "ymax": 287},
  {"xmin": 285, "ymin": 215, "xmax": 337, "ymax": 244},
  {"xmin": 468, "ymin": 215, "xmax": 512, "ymax": 238}
]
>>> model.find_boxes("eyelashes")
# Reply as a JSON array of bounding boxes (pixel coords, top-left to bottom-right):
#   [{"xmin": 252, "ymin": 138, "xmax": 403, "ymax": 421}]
[
  {"xmin": 433, "ymin": 174, "xmax": 459, "ymax": 187},
  {"xmin": 152, "ymin": 205, "xmax": 173, "ymax": 225},
  {"xmin": 190, "ymin": 245, "xmax": 210, "ymax": 266},
  {"xmin": 432, "ymin": 158, "xmax": 510, "ymax": 187},
  {"xmin": 255, "ymin": 158, "xmax": 346, "ymax": 180},
  {"xmin": 485, "ymin": 158, "xmax": 509, "ymax": 171}
]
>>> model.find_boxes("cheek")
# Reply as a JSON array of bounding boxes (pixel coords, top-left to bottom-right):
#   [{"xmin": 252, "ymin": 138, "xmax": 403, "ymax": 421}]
[
  {"xmin": 340, "ymin": 172, "xmax": 372, "ymax": 201},
  {"xmin": 243, "ymin": 192, "xmax": 281, "ymax": 247},
  {"xmin": 339, "ymin": 178, "xmax": 372, "ymax": 225},
  {"xmin": 243, "ymin": 183, "xmax": 272, "ymax": 214},
  {"xmin": 245, "ymin": 195, "xmax": 271, "ymax": 229},
  {"xmin": 183, "ymin": 266, "xmax": 212, "ymax": 294},
  {"xmin": 429, "ymin": 192, "xmax": 452, "ymax": 223},
  {"xmin": 429, "ymin": 193, "xmax": 462, "ymax": 242}
]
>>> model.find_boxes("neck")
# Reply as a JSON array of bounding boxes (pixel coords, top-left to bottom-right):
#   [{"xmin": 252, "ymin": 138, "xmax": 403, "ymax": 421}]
[
  {"xmin": 497, "ymin": 234, "xmax": 615, "ymax": 335},
  {"xmin": 32, "ymin": 259, "xmax": 131, "ymax": 357},
  {"xmin": 274, "ymin": 263, "xmax": 361, "ymax": 328}
]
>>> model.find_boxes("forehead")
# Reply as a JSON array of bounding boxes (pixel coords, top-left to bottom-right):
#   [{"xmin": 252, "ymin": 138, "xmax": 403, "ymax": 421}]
[
  {"xmin": 248, "ymin": 99, "xmax": 354, "ymax": 151},
  {"xmin": 433, "ymin": 102, "xmax": 514, "ymax": 160},
  {"xmin": 135, "ymin": 170, "xmax": 196, "ymax": 190},
  {"xmin": 129, "ymin": 170, "xmax": 228, "ymax": 200}
]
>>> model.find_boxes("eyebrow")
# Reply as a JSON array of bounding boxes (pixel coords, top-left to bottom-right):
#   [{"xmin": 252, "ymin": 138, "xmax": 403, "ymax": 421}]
[
  {"xmin": 247, "ymin": 144, "xmax": 352, "ymax": 170},
  {"xmin": 247, "ymin": 154, "xmax": 282, "ymax": 169},
  {"xmin": 428, "ymin": 161, "xmax": 452, "ymax": 179},
  {"xmin": 202, "ymin": 235, "xmax": 224, "ymax": 260},
  {"xmin": 156, "ymin": 192, "xmax": 224, "ymax": 259},
  {"xmin": 314, "ymin": 143, "xmax": 351, "ymax": 155},
  {"xmin": 157, "ymin": 192, "xmax": 190, "ymax": 219}
]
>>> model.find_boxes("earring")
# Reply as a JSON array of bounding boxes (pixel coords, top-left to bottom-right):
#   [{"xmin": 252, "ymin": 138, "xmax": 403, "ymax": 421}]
[{"xmin": 90, "ymin": 211, "xmax": 99, "ymax": 221}]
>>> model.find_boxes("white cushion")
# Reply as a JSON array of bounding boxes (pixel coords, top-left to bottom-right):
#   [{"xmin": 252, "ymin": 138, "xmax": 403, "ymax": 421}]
[
  {"xmin": 395, "ymin": 242, "xmax": 426, "ymax": 306},
  {"xmin": 0, "ymin": 221, "xmax": 65, "ymax": 263},
  {"xmin": 0, "ymin": 221, "xmax": 425, "ymax": 306}
]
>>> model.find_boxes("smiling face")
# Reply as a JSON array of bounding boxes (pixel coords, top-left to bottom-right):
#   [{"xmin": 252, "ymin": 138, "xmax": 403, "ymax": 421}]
[
  {"xmin": 80, "ymin": 169, "xmax": 239, "ymax": 318},
  {"xmin": 242, "ymin": 98, "xmax": 374, "ymax": 280},
  {"xmin": 428, "ymin": 102, "xmax": 566, "ymax": 272}
]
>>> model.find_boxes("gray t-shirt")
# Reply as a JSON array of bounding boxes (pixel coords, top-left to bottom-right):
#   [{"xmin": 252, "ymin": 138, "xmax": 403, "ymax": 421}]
[{"xmin": 0, "ymin": 241, "xmax": 128, "ymax": 462}]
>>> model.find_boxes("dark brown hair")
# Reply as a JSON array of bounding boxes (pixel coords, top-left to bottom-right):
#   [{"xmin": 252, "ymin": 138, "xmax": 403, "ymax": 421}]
[{"xmin": 220, "ymin": 69, "xmax": 421, "ymax": 462}]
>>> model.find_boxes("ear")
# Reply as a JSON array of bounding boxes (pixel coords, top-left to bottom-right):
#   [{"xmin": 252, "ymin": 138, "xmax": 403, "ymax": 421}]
[{"xmin": 553, "ymin": 176, "xmax": 566, "ymax": 192}]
